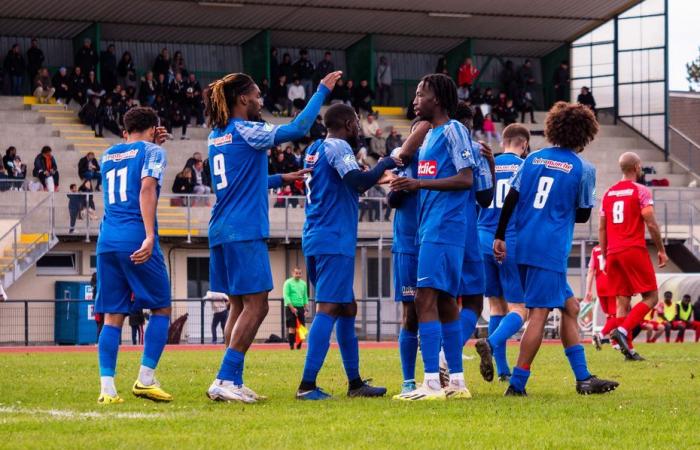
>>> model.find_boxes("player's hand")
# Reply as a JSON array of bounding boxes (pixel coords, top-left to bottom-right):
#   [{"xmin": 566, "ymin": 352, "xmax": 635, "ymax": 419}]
[
  {"xmin": 584, "ymin": 292, "xmax": 593, "ymax": 303},
  {"xmin": 390, "ymin": 176, "xmax": 420, "ymax": 192},
  {"xmin": 130, "ymin": 236, "xmax": 155, "ymax": 265},
  {"xmin": 493, "ymin": 239, "xmax": 507, "ymax": 262},
  {"xmin": 658, "ymin": 251, "xmax": 668, "ymax": 268},
  {"xmin": 281, "ymin": 168, "xmax": 312, "ymax": 184},
  {"xmin": 377, "ymin": 170, "xmax": 398, "ymax": 185},
  {"xmin": 478, "ymin": 141, "xmax": 495, "ymax": 165},
  {"xmin": 320, "ymin": 71, "xmax": 343, "ymax": 91},
  {"xmin": 154, "ymin": 126, "xmax": 169, "ymax": 145}
]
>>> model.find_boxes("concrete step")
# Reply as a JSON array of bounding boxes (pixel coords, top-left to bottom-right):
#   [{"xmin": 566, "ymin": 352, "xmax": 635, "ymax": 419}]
[{"xmin": 0, "ymin": 110, "xmax": 44, "ymax": 123}]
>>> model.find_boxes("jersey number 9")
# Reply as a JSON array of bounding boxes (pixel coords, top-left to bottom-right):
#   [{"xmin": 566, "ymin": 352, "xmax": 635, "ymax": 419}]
[{"xmin": 212, "ymin": 154, "xmax": 227, "ymax": 190}]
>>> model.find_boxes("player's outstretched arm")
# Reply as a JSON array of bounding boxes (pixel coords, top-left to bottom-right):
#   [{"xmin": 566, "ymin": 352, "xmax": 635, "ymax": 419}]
[
  {"xmin": 397, "ymin": 121, "xmax": 430, "ymax": 162},
  {"xmin": 343, "ymin": 157, "xmax": 397, "ymax": 194},
  {"xmin": 641, "ymin": 206, "xmax": 668, "ymax": 268},
  {"xmin": 131, "ymin": 177, "xmax": 158, "ymax": 265},
  {"xmin": 268, "ymin": 168, "xmax": 313, "ymax": 189},
  {"xmin": 274, "ymin": 71, "xmax": 342, "ymax": 145}
]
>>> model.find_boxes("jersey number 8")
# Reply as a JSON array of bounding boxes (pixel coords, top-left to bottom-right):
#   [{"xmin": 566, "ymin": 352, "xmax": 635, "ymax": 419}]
[
  {"xmin": 612, "ymin": 200, "xmax": 624, "ymax": 224},
  {"xmin": 212, "ymin": 154, "xmax": 227, "ymax": 190},
  {"xmin": 533, "ymin": 176, "xmax": 554, "ymax": 209}
]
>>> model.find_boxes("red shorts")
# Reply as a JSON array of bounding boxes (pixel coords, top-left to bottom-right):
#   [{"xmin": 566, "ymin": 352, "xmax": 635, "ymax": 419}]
[
  {"xmin": 641, "ymin": 320, "xmax": 662, "ymax": 330},
  {"xmin": 598, "ymin": 296, "xmax": 617, "ymax": 316},
  {"xmin": 607, "ymin": 247, "xmax": 657, "ymax": 296}
]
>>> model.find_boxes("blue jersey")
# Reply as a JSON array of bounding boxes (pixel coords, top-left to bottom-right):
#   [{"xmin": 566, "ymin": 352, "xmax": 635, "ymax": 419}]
[
  {"xmin": 417, "ymin": 120, "xmax": 476, "ymax": 247},
  {"xmin": 208, "ymin": 85, "xmax": 329, "ymax": 247},
  {"xmin": 97, "ymin": 141, "xmax": 166, "ymax": 254},
  {"xmin": 463, "ymin": 141, "xmax": 493, "ymax": 262},
  {"xmin": 510, "ymin": 147, "xmax": 596, "ymax": 273},
  {"xmin": 302, "ymin": 138, "xmax": 361, "ymax": 257},
  {"xmin": 390, "ymin": 148, "xmax": 419, "ymax": 255},
  {"xmin": 477, "ymin": 152, "xmax": 523, "ymax": 254}
]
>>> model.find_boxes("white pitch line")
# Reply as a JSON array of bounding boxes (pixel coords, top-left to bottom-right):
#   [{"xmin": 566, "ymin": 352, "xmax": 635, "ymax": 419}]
[{"xmin": 0, "ymin": 406, "xmax": 165, "ymax": 420}]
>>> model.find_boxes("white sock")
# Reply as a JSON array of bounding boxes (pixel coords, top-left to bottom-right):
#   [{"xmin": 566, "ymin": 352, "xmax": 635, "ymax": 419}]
[
  {"xmin": 424, "ymin": 373, "xmax": 441, "ymax": 390},
  {"xmin": 617, "ymin": 327, "xmax": 628, "ymax": 335},
  {"xmin": 449, "ymin": 372, "xmax": 465, "ymax": 385},
  {"xmin": 438, "ymin": 350, "xmax": 447, "ymax": 368},
  {"xmin": 100, "ymin": 376, "xmax": 117, "ymax": 396},
  {"xmin": 138, "ymin": 365, "xmax": 155, "ymax": 386}
]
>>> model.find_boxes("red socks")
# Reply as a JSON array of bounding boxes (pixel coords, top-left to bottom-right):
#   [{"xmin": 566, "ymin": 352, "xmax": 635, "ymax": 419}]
[
  {"xmin": 601, "ymin": 315, "xmax": 617, "ymax": 337},
  {"xmin": 616, "ymin": 316, "xmax": 634, "ymax": 349},
  {"xmin": 622, "ymin": 303, "xmax": 651, "ymax": 335}
]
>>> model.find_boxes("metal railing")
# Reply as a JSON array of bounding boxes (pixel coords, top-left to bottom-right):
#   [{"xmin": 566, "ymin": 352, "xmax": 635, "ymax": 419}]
[
  {"xmin": 0, "ymin": 298, "xmax": 383, "ymax": 346},
  {"xmin": 669, "ymin": 125, "xmax": 700, "ymax": 176}
]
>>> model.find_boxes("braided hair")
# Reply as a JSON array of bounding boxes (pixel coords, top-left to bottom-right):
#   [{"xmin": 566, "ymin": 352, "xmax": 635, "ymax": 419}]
[
  {"xmin": 420, "ymin": 73, "xmax": 458, "ymax": 118},
  {"xmin": 205, "ymin": 73, "xmax": 256, "ymax": 129}
]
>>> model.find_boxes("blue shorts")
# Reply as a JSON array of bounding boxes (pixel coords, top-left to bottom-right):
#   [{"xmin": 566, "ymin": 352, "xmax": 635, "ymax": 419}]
[
  {"xmin": 306, "ymin": 254, "xmax": 355, "ymax": 303},
  {"xmin": 483, "ymin": 253, "xmax": 524, "ymax": 303},
  {"xmin": 518, "ymin": 265, "xmax": 574, "ymax": 309},
  {"xmin": 210, "ymin": 240, "xmax": 273, "ymax": 296},
  {"xmin": 95, "ymin": 251, "xmax": 171, "ymax": 314},
  {"xmin": 458, "ymin": 259, "xmax": 485, "ymax": 296},
  {"xmin": 417, "ymin": 242, "xmax": 464, "ymax": 298},
  {"xmin": 393, "ymin": 252, "xmax": 417, "ymax": 302}
]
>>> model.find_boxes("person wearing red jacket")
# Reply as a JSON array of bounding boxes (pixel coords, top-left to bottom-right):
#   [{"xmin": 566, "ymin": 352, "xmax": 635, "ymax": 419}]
[{"xmin": 457, "ymin": 57, "xmax": 479, "ymax": 90}]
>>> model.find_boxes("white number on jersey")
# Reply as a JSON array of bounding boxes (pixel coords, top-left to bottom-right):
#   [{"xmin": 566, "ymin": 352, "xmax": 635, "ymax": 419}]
[
  {"xmin": 212, "ymin": 154, "xmax": 228, "ymax": 190},
  {"xmin": 533, "ymin": 176, "xmax": 554, "ymax": 209},
  {"xmin": 105, "ymin": 167, "xmax": 128, "ymax": 204},
  {"xmin": 305, "ymin": 175, "xmax": 313, "ymax": 205},
  {"xmin": 490, "ymin": 179, "xmax": 510, "ymax": 208},
  {"xmin": 612, "ymin": 200, "xmax": 624, "ymax": 224}
]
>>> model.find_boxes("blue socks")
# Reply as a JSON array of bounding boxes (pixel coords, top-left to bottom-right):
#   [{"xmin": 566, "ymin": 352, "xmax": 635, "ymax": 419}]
[
  {"xmin": 301, "ymin": 312, "xmax": 336, "ymax": 384},
  {"xmin": 565, "ymin": 344, "xmax": 592, "ymax": 381},
  {"xmin": 217, "ymin": 348, "xmax": 245, "ymax": 385},
  {"xmin": 441, "ymin": 320, "xmax": 463, "ymax": 374},
  {"xmin": 510, "ymin": 366, "xmax": 531, "ymax": 392},
  {"xmin": 418, "ymin": 321, "xmax": 441, "ymax": 373},
  {"xmin": 488, "ymin": 314, "xmax": 504, "ymax": 337},
  {"xmin": 336, "ymin": 316, "xmax": 360, "ymax": 382},
  {"xmin": 488, "ymin": 312, "xmax": 524, "ymax": 377},
  {"xmin": 398, "ymin": 328, "xmax": 418, "ymax": 382},
  {"xmin": 460, "ymin": 308, "xmax": 479, "ymax": 346},
  {"xmin": 142, "ymin": 315, "xmax": 169, "ymax": 369},
  {"xmin": 98, "ymin": 325, "xmax": 121, "ymax": 377}
]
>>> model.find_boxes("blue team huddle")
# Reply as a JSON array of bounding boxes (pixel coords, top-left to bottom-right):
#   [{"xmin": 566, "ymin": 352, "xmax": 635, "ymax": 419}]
[{"xmin": 92, "ymin": 70, "xmax": 618, "ymax": 405}]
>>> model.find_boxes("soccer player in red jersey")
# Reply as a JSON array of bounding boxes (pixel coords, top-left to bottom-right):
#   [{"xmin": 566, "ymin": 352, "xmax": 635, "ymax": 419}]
[
  {"xmin": 584, "ymin": 245, "xmax": 617, "ymax": 350},
  {"xmin": 599, "ymin": 151, "xmax": 668, "ymax": 361}
]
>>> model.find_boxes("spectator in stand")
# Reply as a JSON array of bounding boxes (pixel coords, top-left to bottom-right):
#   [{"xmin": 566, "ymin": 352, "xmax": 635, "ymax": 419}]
[
  {"xmin": 3, "ymin": 147, "xmax": 27, "ymax": 180},
  {"xmin": 75, "ymin": 38, "xmax": 98, "ymax": 76},
  {"xmin": 482, "ymin": 113, "xmax": 500, "ymax": 145},
  {"xmin": 493, "ymin": 91, "xmax": 508, "ymax": 122},
  {"xmin": 67, "ymin": 183, "xmax": 82, "ymax": 234},
  {"xmin": 283, "ymin": 267, "xmax": 309, "ymax": 350},
  {"xmin": 659, "ymin": 291, "xmax": 686, "ymax": 343},
  {"xmin": 435, "ymin": 56, "xmax": 449, "ymax": 75},
  {"xmin": 293, "ymin": 49, "xmax": 315, "ymax": 99},
  {"xmin": 33, "ymin": 68, "xmax": 55, "ymax": 104},
  {"xmin": 153, "ymin": 94, "xmax": 171, "ymax": 133},
  {"xmin": 100, "ymin": 96, "xmax": 121, "ymax": 136},
  {"xmin": 169, "ymin": 100, "xmax": 189, "ymax": 140},
  {"xmin": 69, "ymin": 66, "xmax": 87, "ymax": 105},
  {"xmin": 33, "ymin": 146, "xmax": 58, "ymax": 191},
  {"xmin": 385, "ymin": 126, "xmax": 402, "ymax": 153},
  {"xmin": 271, "ymin": 151, "xmax": 287, "ymax": 174},
  {"xmin": 117, "ymin": 51, "xmax": 137, "ymax": 90},
  {"xmin": 78, "ymin": 152, "xmax": 102, "ymax": 191},
  {"xmin": 482, "ymin": 87, "xmax": 496, "ymax": 107},
  {"xmin": 500, "ymin": 60, "xmax": 518, "ymax": 100},
  {"xmin": 172, "ymin": 167, "xmax": 195, "ymax": 198},
  {"xmin": 99, "ymin": 45, "xmax": 117, "ymax": 93},
  {"xmin": 270, "ymin": 47, "xmax": 279, "ymax": 83},
  {"xmin": 152, "ymin": 48, "xmax": 171, "ymax": 82},
  {"xmin": 279, "ymin": 53, "xmax": 294, "ymax": 85},
  {"xmin": 85, "ymin": 70, "xmax": 106, "ymax": 98},
  {"xmin": 330, "ymin": 78, "xmax": 352, "ymax": 106},
  {"xmin": 191, "ymin": 160, "xmax": 212, "ymax": 195},
  {"xmin": 52, "ymin": 67, "xmax": 70, "ymax": 104},
  {"xmin": 292, "ymin": 146, "xmax": 304, "ymax": 169},
  {"xmin": 3, "ymin": 44, "xmax": 25, "ymax": 95},
  {"xmin": 553, "ymin": 60, "xmax": 570, "ymax": 102},
  {"xmin": 268, "ymin": 74, "xmax": 290, "ymax": 116},
  {"xmin": 78, "ymin": 179, "xmax": 97, "ymax": 220},
  {"xmin": 0, "ymin": 165, "xmax": 12, "ymax": 192},
  {"xmin": 26, "ymin": 39, "xmax": 44, "ymax": 91},
  {"xmin": 169, "ymin": 72, "xmax": 186, "ymax": 104},
  {"xmin": 172, "ymin": 51, "xmax": 187, "ymax": 77},
  {"xmin": 185, "ymin": 74, "xmax": 205, "ymax": 126},
  {"xmin": 361, "ymin": 113, "xmax": 379, "ymax": 147},
  {"xmin": 139, "ymin": 71, "xmax": 157, "ymax": 106},
  {"xmin": 678, "ymin": 294, "xmax": 700, "ymax": 342},
  {"xmin": 185, "ymin": 152, "xmax": 203, "ymax": 170},
  {"xmin": 369, "ymin": 128, "xmax": 387, "ymax": 163},
  {"xmin": 472, "ymin": 107, "xmax": 485, "ymax": 140},
  {"xmin": 502, "ymin": 98, "xmax": 518, "ymax": 126},
  {"xmin": 457, "ymin": 57, "xmax": 479, "ymax": 95},
  {"xmin": 315, "ymin": 51, "xmax": 335, "ymax": 90},
  {"xmin": 517, "ymin": 59, "xmax": 535, "ymax": 92},
  {"xmin": 206, "ymin": 291, "xmax": 229, "ymax": 344},
  {"xmin": 79, "ymin": 96, "xmax": 103, "ymax": 137},
  {"xmin": 577, "ymin": 86, "xmax": 597, "ymax": 117},
  {"xmin": 353, "ymin": 79, "xmax": 374, "ymax": 114},
  {"xmin": 376, "ymin": 56, "xmax": 392, "ymax": 106},
  {"xmin": 518, "ymin": 87, "xmax": 536, "ymax": 123},
  {"xmin": 129, "ymin": 309, "xmax": 146, "ymax": 345},
  {"xmin": 154, "ymin": 72, "xmax": 168, "ymax": 98},
  {"xmin": 287, "ymin": 78, "xmax": 306, "ymax": 112},
  {"xmin": 309, "ymin": 115, "xmax": 327, "ymax": 141},
  {"xmin": 183, "ymin": 87, "xmax": 204, "ymax": 128},
  {"xmin": 275, "ymin": 184, "xmax": 293, "ymax": 208}
]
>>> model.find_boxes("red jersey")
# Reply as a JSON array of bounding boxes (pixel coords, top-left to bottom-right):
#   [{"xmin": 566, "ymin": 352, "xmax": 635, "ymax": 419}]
[
  {"xmin": 589, "ymin": 245, "xmax": 610, "ymax": 296},
  {"xmin": 600, "ymin": 180, "xmax": 653, "ymax": 255}
]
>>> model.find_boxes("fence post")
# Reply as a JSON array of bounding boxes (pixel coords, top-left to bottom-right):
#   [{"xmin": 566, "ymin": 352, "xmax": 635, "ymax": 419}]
[
  {"xmin": 284, "ymin": 198, "xmax": 290, "ymax": 244},
  {"xmin": 187, "ymin": 198, "xmax": 192, "ymax": 244},
  {"xmin": 376, "ymin": 300, "xmax": 381, "ymax": 342},
  {"xmin": 84, "ymin": 194, "xmax": 91, "ymax": 243},
  {"xmin": 24, "ymin": 301, "xmax": 29, "ymax": 346},
  {"xmin": 200, "ymin": 300, "xmax": 205, "ymax": 344}
]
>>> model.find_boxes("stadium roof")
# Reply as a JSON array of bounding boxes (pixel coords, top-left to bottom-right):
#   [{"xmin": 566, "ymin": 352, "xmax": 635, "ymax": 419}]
[{"xmin": 1, "ymin": 0, "xmax": 641, "ymax": 56}]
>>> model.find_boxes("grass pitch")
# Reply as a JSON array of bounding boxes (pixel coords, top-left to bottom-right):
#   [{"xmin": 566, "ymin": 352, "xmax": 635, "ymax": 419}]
[{"xmin": 1, "ymin": 343, "xmax": 698, "ymax": 449}]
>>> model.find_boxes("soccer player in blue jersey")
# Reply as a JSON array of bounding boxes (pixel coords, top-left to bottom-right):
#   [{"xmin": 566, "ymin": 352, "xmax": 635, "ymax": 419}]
[
  {"xmin": 390, "ymin": 74, "xmax": 478, "ymax": 401},
  {"xmin": 474, "ymin": 124, "xmax": 531, "ymax": 383},
  {"xmin": 95, "ymin": 107, "xmax": 172, "ymax": 404},
  {"xmin": 493, "ymin": 102, "xmax": 619, "ymax": 396},
  {"xmin": 386, "ymin": 119, "xmax": 430, "ymax": 396},
  {"xmin": 296, "ymin": 103, "xmax": 397, "ymax": 400},
  {"xmin": 204, "ymin": 70, "xmax": 342, "ymax": 403}
]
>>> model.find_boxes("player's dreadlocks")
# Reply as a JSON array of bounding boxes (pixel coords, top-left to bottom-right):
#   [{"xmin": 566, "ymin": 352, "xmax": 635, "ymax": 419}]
[
  {"xmin": 544, "ymin": 101, "xmax": 599, "ymax": 152},
  {"xmin": 205, "ymin": 73, "xmax": 256, "ymax": 129},
  {"xmin": 421, "ymin": 73, "xmax": 458, "ymax": 118}
]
